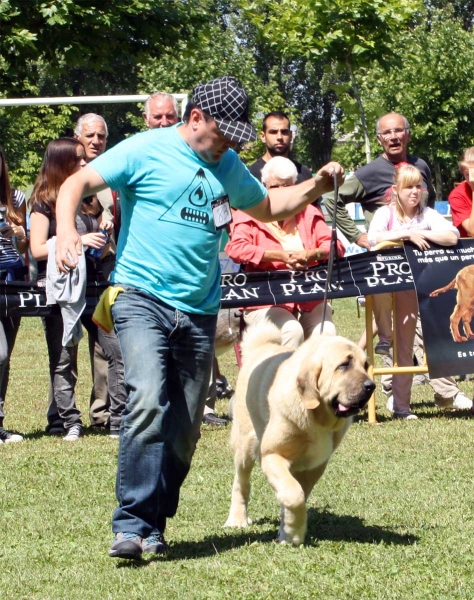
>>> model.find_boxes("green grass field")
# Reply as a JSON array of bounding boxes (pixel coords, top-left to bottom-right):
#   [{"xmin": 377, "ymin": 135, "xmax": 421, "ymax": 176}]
[{"xmin": 2, "ymin": 298, "xmax": 474, "ymax": 600}]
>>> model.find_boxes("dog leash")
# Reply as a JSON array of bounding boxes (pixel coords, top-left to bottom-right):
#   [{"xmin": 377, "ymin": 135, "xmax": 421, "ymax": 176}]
[{"xmin": 320, "ymin": 171, "xmax": 342, "ymax": 332}]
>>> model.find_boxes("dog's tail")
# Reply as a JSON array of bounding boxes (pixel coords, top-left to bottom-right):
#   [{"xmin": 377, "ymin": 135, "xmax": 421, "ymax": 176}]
[
  {"xmin": 240, "ymin": 320, "xmax": 282, "ymax": 360},
  {"xmin": 430, "ymin": 277, "xmax": 456, "ymax": 297}
]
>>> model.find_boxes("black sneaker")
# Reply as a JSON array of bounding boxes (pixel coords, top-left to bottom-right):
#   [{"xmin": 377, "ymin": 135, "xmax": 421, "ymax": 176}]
[
  {"xmin": 45, "ymin": 423, "xmax": 66, "ymax": 436},
  {"xmin": 109, "ymin": 532, "xmax": 143, "ymax": 559},
  {"xmin": 202, "ymin": 413, "xmax": 228, "ymax": 426},
  {"xmin": 0, "ymin": 427, "xmax": 24, "ymax": 444},
  {"xmin": 216, "ymin": 377, "xmax": 234, "ymax": 399},
  {"xmin": 142, "ymin": 533, "xmax": 169, "ymax": 554}
]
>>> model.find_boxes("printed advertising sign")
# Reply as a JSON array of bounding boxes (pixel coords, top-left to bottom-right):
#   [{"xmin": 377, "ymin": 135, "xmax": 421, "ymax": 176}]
[{"xmin": 405, "ymin": 240, "xmax": 474, "ymax": 378}]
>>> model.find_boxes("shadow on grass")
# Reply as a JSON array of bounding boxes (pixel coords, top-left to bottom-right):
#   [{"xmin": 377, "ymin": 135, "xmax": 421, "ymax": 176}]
[
  {"xmin": 306, "ymin": 508, "xmax": 418, "ymax": 546},
  {"xmin": 22, "ymin": 429, "xmax": 57, "ymax": 440},
  {"xmin": 23, "ymin": 425, "xmax": 111, "ymax": 440},
  {"xmin": 353, "ymin": 407, "xmax": 472, "ymax": 424},
  {"xmin": 114, "ymin": 509, "xmax": 417, "ymax": 568},
  {"xmin": 412, "ymin": 408, "xmax": 472, "ymax": 420},
  {"xmin": 114, "ymin": 528, "xmax": 279, "ymax": 569}
]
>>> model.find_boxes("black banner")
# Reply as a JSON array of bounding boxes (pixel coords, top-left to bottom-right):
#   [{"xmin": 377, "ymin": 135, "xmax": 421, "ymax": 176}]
[
  {"xmin": 0, "ymin": 280, "xmax": 107, "ymax": 317},
  {"xmin": 405, "ymin": 239, "xmax": 474, "ymax": 379},
  {"xmin": 5, "ymin": 242, "xmax": 472, "ymax": 379},
  {"xmin": 0, "ymin": 248, "xmax": 415, "ymax": 316},
  {"xmin": 220, "ymin": 247, "xmax": 413, "ymax": 307}
]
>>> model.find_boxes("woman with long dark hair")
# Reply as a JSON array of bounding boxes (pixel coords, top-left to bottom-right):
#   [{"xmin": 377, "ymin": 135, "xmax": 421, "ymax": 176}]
[
  {"xmin": 0, "ymin": 146, "xmax": 28, "ymax": 444},
  {"xmin": 29, "ymin": 138, "xmax": 126, "ymax": 441}
]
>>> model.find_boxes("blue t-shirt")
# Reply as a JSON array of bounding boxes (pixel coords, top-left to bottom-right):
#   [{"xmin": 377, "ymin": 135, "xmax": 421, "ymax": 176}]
[{"xmin": 90, "ymin": 124, "xmax": 267, "ymax": 314}]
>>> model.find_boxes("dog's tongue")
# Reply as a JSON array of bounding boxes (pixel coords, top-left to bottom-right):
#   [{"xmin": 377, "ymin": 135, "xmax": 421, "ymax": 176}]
[{"xmin": 338, "ymin": 403, "xmax": 351, "ymax": 413}]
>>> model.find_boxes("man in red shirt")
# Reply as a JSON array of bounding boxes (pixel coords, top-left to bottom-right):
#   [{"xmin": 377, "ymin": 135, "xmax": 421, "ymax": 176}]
[{"xmin": 449, "ymin": 147, "xmax": 474, "ymax": 238}]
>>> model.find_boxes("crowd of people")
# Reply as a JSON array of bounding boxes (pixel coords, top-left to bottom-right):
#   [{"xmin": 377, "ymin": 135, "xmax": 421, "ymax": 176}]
[{"xmin": 1, "ymin": 76, "xmax": 473, "ymax": 558}]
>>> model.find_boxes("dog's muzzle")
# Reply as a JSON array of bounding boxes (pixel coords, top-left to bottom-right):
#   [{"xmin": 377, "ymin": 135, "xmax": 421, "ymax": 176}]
[{"xmin": 332, "ymin": 379, "xmax": 376, "ymax": 418}]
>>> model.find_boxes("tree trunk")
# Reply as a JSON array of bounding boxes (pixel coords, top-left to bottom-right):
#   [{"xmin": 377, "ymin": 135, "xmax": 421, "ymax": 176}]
[
  {"xmin": 322, "ymin": 94, "xmax": 333, "ymax": 163},
  {"xmin": 434, "ymin": 162, "xmax": 443, "ymax": 200},
  {"xmin": 345, "ymin": 57, "xmax": 371, "ymax": 164}
]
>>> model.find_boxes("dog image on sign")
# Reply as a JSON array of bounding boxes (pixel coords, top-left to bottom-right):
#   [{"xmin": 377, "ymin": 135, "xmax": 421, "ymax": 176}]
[{"xmin": 430, "ymin": 264, "xmax": 474, "ymax": 343}]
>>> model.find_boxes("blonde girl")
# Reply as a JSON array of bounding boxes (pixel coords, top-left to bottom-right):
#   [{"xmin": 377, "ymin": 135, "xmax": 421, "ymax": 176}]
[{"xmin": 368, "ymin": 165, "xmax": 459, "ymax": 419}]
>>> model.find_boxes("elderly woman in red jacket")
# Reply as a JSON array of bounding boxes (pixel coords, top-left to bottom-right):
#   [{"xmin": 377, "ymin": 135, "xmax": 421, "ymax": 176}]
[{"xmin": 225, "ymin": 156, "xmax": 345, "ymax": 349}]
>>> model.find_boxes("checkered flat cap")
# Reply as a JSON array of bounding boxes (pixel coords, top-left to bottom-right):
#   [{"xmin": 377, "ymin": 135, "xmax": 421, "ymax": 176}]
[{"xmin": 192, "ymin": 76, "xmax": 257, "ymax": 143}]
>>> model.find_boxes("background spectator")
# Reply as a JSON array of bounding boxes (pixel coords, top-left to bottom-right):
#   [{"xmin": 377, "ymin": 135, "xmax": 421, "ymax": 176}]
[
  {"xmin": 226, "ymin": 156, "xmax": 345, "ymax": 348},
  {"xmin": 0, "ymin": 146, "xmax": 29, "ymax": 444}
]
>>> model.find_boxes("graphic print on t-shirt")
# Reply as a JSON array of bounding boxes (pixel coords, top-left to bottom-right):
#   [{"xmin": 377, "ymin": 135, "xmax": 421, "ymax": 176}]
[{"xmin": 158, "ymin": 168, "xmax": 220, "ymax": 231}]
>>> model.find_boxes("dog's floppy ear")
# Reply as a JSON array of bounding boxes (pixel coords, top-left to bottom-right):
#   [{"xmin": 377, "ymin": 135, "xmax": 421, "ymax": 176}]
[{"xmin": 297, "ymin": 353, "xmax": 322, "ymax": 410}]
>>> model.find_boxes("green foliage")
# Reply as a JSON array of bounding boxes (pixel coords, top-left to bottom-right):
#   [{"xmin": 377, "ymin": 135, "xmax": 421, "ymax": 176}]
[
  {"xmin": 0, "ymin": 0, "xmax": 212, "ymax": 95},
  {"xmin": 0, "ymin": 104, "xmax": 78, "ymax": 188},
  {"xmin": 337, "ymin": 6, "xmax": 474, "ymax": 193},
  {"xmin": 239, "ymin": 0, "xmax": 422, "ymax": 163},
  {"xmin": 0, "ymin": 0, "xmax": 215, "ymax": 185},
  {"xmin": 426, "ymin": 0, "xmax": 474, "ymax": 29},
  {"xmin": 331, "ymin": 137, "xmax": 367, "ymax": 172},
  {"xmin": 242, "ymin": 0, "xmax": 420, "ymax": 66}
]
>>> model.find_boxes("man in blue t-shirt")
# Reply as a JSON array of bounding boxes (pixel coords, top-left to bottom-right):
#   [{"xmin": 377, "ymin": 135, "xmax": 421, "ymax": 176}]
[{"xmin": 55, "ymin": 76, "xmax": 345, "ymax": 560}]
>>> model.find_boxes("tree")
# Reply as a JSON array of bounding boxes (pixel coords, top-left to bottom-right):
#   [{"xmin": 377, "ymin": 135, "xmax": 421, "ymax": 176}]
[
  {"xmin": 240, "ymin": 0, "xmax": 422, "ymax": 162},
  {"xmin": 425, "ymin": 0, "xmax": 474, "ymax": 30},
  {"xmin": 133, "ymin": 5, "xmax": 289, "ymax": 165},
  {"xmin": 341, "ymin": 7, "xmax": 474, "ymax": 196},
  {"xmin": 0, "ymin": 0, "xmax": 211, "ymax": 96},
  {"xmin": 0, "ymin": 0, "xmax": 214, "ymax": 185}
]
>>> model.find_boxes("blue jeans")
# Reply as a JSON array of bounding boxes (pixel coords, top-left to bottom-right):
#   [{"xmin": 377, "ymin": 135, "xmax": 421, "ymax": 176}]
[
  {"xmin": 111, "ymin": 287, "xmax": 217, "ymax": 537},
  {"xmin": 0, "ymin": 316, "xmax": 21, "ymax": 425},
  {"xmin": 0, "ymin": 264, "xmax": 24, "ymax": 426}
]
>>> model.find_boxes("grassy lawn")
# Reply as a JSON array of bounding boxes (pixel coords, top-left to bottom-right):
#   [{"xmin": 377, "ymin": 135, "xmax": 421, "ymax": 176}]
[{"xmin": 2, "ymin": 298, "xmax": 474, "ymax": 599}]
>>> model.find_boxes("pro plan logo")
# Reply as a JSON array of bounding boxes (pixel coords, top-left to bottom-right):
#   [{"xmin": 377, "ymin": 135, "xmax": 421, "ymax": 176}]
[{"xmin": 159, "ymin": 168, "xmax": 217, "ymax": 230}]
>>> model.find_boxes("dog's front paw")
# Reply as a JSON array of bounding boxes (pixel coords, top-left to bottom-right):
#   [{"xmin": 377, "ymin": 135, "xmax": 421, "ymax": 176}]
[
  {"xmin": 278, "ymin": 520, "xmax": 306, "ymax": 545},
  {"xmin": 224, "ymin": 514, "xmax": 252, "ymax": 528},
  {"xmin": 278, "ymin": 529, "xmax": 305, "ymax": 545}
]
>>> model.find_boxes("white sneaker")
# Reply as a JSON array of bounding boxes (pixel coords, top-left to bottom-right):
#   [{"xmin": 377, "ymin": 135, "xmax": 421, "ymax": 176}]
[
  {"xmin": 384, "ymin": 392, "xmax": 394, "ymax": 413},
  {"xmin": 453, "ymin": 392, "xmax": 473, "ymax": 410},
  {"xmin": 0, "ymin": 427, "xmax": 24, "ymax": 443},
  {"xmin": 63, "ymin": 424, "xmax": 83, "ymax": 442},
  {"xmin": 4, "ymin": 433, "xmax": 24, "ymax": 443},
  {"xmin": 434, "ymin": 392, "xmax": 473, "ymax": 410},
  {"xmin": 393, "ymin": 412, "xmax": 418, "ymax": 420}
]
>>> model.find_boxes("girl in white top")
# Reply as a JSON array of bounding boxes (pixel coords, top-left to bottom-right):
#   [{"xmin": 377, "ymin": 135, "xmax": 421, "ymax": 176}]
[{"xmin": 368, "ymin": 164, "xmax": 459, "ymax": 419}]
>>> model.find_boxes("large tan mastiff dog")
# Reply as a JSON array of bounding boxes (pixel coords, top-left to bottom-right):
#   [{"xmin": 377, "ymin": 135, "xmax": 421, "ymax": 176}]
[{"xmin": 224, "ymin": 321, "xmax": 375, "ymax": 545}]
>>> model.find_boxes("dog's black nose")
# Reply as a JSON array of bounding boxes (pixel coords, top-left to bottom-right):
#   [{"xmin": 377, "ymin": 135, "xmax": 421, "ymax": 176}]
[{"xmin": 364, "ymin": 379, "xmax": 376, "ymax": 393}]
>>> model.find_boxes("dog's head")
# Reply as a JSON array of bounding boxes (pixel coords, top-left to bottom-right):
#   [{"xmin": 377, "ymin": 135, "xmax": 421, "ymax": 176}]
[{"xmin": 296, "ymin": 335, "xmax": 375, "ymax": 427}]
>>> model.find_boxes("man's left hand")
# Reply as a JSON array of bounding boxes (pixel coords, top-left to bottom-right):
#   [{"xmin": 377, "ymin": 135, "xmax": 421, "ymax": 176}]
[{"xmin": 356, "ymin": 233, "xmax": 370, "ymax": 250}]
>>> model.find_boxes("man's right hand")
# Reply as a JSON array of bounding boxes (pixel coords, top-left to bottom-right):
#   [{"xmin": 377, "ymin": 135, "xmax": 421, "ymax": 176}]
[
  {"xmin": 356, "ymin": 233, "xmax": 370, "ymax": 250},
  {"xmin": 313, "ymin": 161, "xmax": 345, "ymax": 196},
  {"xmin": 56, "ymin": 229, "xmax": 83, "ymax": 273}
]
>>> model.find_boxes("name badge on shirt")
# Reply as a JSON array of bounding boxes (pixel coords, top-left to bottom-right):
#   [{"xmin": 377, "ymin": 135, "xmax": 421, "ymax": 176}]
[{"xmin": 211, "ymin": 195, "xmax": 232, "ymax": 230}]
